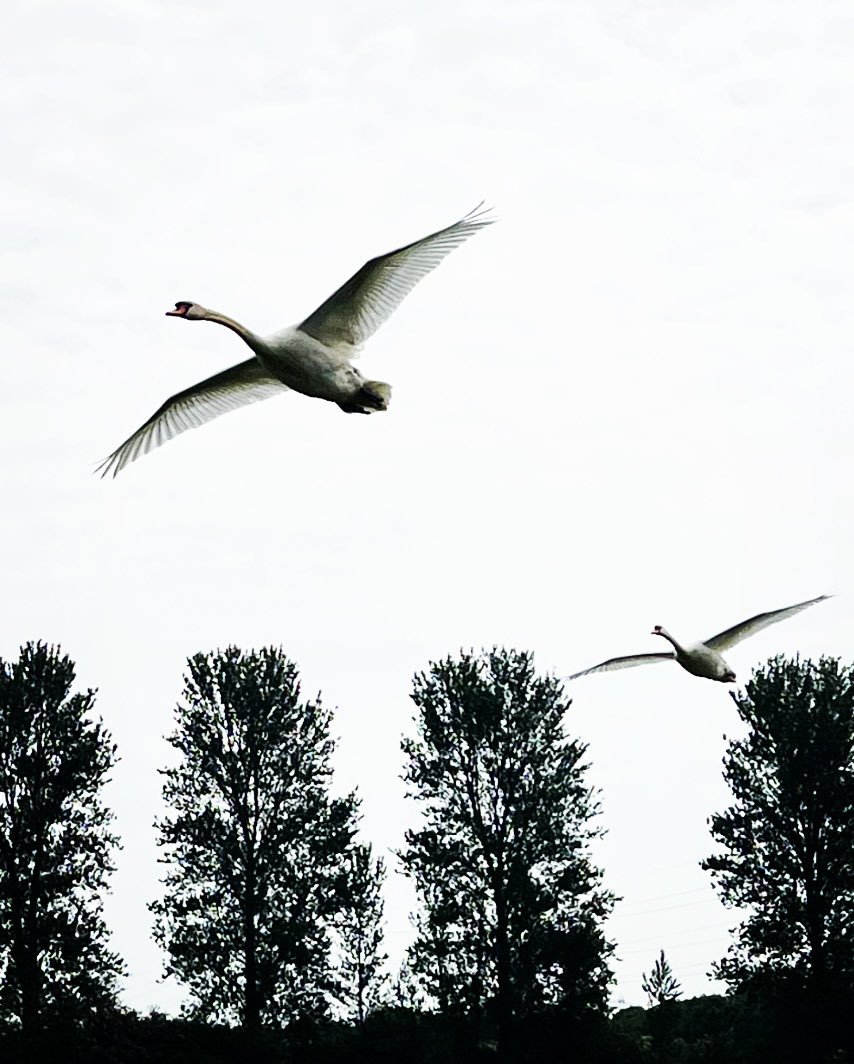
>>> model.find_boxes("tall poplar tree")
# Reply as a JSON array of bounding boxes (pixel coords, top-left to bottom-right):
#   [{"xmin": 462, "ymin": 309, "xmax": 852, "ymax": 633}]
[
  {"xmin": 151, "ymin": 646, "xmax": 360, "ymax": 1030},
  {"xmin": 704, "ymin": 656, "xmax": 854, "ymax": 1058},
  {"xmin": 400, "ymin": 647, "xmax": 614, "ymax": 1057},
  {"xmin": 0, "ymin": 642, "xmax": 122, "ymax": 1032}
]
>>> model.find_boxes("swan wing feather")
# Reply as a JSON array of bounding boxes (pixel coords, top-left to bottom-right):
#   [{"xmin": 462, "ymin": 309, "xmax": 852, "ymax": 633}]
[
  {"xmin": 97, "ymin": 358, "xmax": 288, "ymax": 477},
  {"xmin": 298, "ymin": 205, "xmax": 494, "ymax": 354},
  {"xmin": 704, "ymin": 594, "xmax": 830, "ymax": 652},
  {"xmin": 565, "ymin": 651, "xmax": 675, "ymax": 681}
]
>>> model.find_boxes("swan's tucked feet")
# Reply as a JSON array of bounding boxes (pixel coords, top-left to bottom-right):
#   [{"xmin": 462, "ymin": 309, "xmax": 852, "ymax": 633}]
[
  {"xmin": 336, "ymin": 382, "xmax": 391, "ymax": 413},
  {"xmin": 360, "ymin": 381, "xmax": 392, "ymax": 410}
]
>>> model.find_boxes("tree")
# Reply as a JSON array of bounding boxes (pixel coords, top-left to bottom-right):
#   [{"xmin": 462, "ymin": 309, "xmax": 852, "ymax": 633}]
[
  {"xmin": 704, "ymin": 656, "xmax": 854, "ymax": 989},
  {"xmin": 0, "ymin": 641, "xmax": 123, "ymax": 1033},
  {"xmin": 151, "ymin": 646, "xmax": 360, "ymax": 1031},
  {"xmin": 703, "ymin": 656, "xmax": 854, "ymax": 1058},
  {"xmin": 641, "ymin": 949, "xmax": 682, "ymax": 1060},
  {"xmin": 333, "ymin": 842, "xmax": 387, "ymax": 1025},
  {"xmin": 400, "ymin": 647, "xmax": 615, "ymax": 1058},
  {"xmin": 642, "ymin": 950, "xmax": 682, "ymax": 1008},
  {"xmin": 386, "ymin": 958, "xmax": 425, "ymax": 1011}
]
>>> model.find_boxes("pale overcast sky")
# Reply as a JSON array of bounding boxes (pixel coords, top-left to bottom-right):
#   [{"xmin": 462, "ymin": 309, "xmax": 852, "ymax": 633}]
[{"xmin": 2, "ymin": 0, "xmax": 852, "ymax": 1014}]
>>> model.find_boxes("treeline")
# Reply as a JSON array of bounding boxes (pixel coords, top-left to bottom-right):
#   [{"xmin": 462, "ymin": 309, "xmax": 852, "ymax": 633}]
[{"xmin": 0, "ymin": 643, "xmax": 853, "ymax": 1063}]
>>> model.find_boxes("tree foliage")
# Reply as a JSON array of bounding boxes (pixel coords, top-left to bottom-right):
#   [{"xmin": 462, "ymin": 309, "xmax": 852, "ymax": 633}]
[
  {"xmin": 151, "ymin": 646, "xmax": 360, "ymax": 1030},
  {"xmin": 704, "ymin": 655, "xmax": 854, "ymax": 1000},
  {"xmin": 0, "ymin": 641, "xmax": 122, "ymax": 1032},
  {"xmin": 642, "ymin": 949, "xmax": 682, "ymax": 1009},
  {"xmin": 333, "ymin": 842, "xmax": 387, "ymax": 1024},
  {"xmin": 399, "ymin": 647, "xmax": 615, "ymax": 1052}
]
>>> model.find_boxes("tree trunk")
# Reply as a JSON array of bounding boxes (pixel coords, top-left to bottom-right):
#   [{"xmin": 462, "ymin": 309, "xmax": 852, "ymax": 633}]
[
  {"xmin": 494, "ymin": 870, "xmax": 514, "ymax": 1062},
  {"xmin": 9, "ymin": 883, "xmax": 41, "ymax": 1037},
  {"xmin": 802, "ymin": 841, "xmax": 829, "ymax": 993},
  {"xmin": 14, "ymin": 931, "xmax": 41, "ymax": 1035},
  {"xmin": 243, "ymin": 876, "xmax": 260, "ymax": 1032},
  {"xmin": 357, "ymin": 949, "xmax": 365, "ymax": 1026}
]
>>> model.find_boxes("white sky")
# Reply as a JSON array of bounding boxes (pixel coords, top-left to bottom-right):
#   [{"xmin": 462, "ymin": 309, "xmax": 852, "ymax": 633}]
[{"xmin": 2, "ymin": 0, "xmax": 852, "ymax": 1014}]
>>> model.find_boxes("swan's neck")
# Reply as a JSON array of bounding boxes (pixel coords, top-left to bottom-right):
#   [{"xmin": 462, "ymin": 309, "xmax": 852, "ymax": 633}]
[
  {"xmin": 654, "ymin": 627, "xmax": 684, "ymax": 654},
  {"xmin": 203, "ymin": 310, "xmax": 264, "ymax": 352}
]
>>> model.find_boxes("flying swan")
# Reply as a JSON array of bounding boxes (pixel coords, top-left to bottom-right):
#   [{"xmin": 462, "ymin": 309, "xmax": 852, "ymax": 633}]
[
  {"xmin": 98, "ymin": 205, "xmax": 494, "ymax": 477},
  {"xmin": 565, "ymin": 594, "xmax": 830, "ymax": 684}
]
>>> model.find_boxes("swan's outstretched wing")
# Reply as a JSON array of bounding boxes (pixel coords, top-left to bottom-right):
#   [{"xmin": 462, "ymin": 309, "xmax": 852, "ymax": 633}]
[
  {"xmin": 565, "ymin": 652, "xmax": 675, "ymax": 681},
  {"xmin": 298, "ymin": 204, "xmax": 494, "ymax": 355},
  {"xmin": 97, "ymin": 359, "xmax": 289, "ymax": 478},
  {"xmin": 704, "ymin": 594, "xmax": 830, "ymax": 652}
]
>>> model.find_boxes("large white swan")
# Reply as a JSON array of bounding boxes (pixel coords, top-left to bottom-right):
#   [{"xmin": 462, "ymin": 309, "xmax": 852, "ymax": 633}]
[
  {"xmin": 566, "ymin": 595, "xmax": 830, "ymax": 684},
  {"xmin": 98, "ymin": 205, "xmax": 493, "ymax": 477}
]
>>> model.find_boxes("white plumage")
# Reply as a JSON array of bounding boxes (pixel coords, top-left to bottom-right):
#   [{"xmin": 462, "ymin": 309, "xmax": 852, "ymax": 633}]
[
  {"xmin": 98, "ymin": 205, "xmax": 493, "ymax": 477},
  {"xmin": 566, "ymin": 595, "xmax": 830, "ymax": 684}
]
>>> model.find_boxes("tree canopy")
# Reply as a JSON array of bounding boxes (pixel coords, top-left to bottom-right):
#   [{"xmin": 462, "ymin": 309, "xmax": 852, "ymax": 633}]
[
  {"xmin": 704, "ymin": 655, "xmax": 854, "ymax": 1060},
  {"xmin": 400, "ymin": 647, "xmax": 615, "ymax": 1057},
  {"xmin": 151, "ymin": 646, "xmax": 361, "ymax": 1030},
  {"xmin": 0, "ymin": 641, "xmax": 123, "ymax": 1032},
  {"xmin": 642, "ymin": 950, "xmax": 682, "ymax": 1008},
  {"xmin": 704, "ymin": 655, "xmax": 854, "ymax": 992},
  {"xmin": 332, "ymin": 842, "xmax": 387, "ymax": 1025}
]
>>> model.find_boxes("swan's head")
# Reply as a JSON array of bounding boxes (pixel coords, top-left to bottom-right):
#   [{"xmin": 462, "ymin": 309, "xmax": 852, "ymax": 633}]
[
  {"xmin": 651, "ymin": 625, "xmax": 667, "ymax": 639},
  {"xmin": 721, "ymin": 668, "xmax": 736, "ymax": 684},
  {"xmin": 166, "ymin": 301, "xmax": 207, "ymax": 320}
]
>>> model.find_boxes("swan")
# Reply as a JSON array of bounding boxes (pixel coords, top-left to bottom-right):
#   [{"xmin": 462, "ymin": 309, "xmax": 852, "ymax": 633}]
[
  {"xmin": 566, "ymin": 594, "xmax": 830, "ymax": 683},
  {"xmin": 98, "ymin": 205, "xmax": 494, "ymax": 477}
]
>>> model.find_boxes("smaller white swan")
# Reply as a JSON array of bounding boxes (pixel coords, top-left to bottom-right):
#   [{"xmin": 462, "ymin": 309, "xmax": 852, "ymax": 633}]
[
  {"xmin": 566, "ymin": 595, "xmax": 830, "ymax": 684},
  {"xmin": 98, "ymin": 205, "xmax": 494, "ymax": 477}
]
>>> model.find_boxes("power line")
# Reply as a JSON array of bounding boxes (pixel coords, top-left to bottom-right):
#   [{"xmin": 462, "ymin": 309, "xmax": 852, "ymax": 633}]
[
  {"xmin": 609, "ymin": 896, "xmax": 725, "ymax": 919},
  {"xmin": 618, "ymin": 918, "xmax": 735, "ymax": 948},
  {"xmin": 618, "ymin": 934, "xmax": 731, "ymax": 958},
  {"xmin": 612, "ymin": 885, "xmax": 715, "ymax": 907}
]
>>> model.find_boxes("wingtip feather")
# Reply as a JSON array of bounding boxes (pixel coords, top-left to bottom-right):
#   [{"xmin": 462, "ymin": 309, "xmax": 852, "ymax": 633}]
[{"xmin": 460, "ymin": 202, "xmax": 497, "ymax": 227}]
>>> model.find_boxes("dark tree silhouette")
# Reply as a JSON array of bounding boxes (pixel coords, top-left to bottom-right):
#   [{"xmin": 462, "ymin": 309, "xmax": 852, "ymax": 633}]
[
  {"xmin": 641, "ymin": 949, "xmax": 682, "ymax": 1059},
  {"xmin": 0, "ymin": 642, "xmax": 123, "ymax": 1033},
  {"xmin": 333, "ymin": 842, "xmax": 387, "ymax": 1024},
  {"xmin": 703, "ymin": 656, "xmax": 854, "ymax": 1059},
  {"xmin": 642, "ymin": 950, "xmax": 682, "ymax": 1007},
  {"xmin": 704, "ymin": 656, "xmax": 854, "ymax": 990},
  {"xmin": 151, "ymin": 647, "xmax": 360, "ymax": 1031},
  {"xmin": 400, "ymin": 647, "xmax": 615, "ymax": 1059}
]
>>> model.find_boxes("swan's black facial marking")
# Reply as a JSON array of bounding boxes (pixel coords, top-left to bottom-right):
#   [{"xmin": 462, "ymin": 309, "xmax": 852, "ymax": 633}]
[{"xmin": 165, "ymin": 302, "xmax": 193, "ymax": 317}]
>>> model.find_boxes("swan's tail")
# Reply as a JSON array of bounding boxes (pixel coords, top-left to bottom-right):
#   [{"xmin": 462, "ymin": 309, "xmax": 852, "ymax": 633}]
[{"xmin": 338, "ymin": 380, "xmax": 392, "ymax": 415}]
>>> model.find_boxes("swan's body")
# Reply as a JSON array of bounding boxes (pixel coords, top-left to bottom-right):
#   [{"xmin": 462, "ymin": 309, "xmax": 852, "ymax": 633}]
[
  {"xmin": 98, "ymin": 205, "xmax": 493, "ymax": 477},
  {"xmin": 250, "ymin": 325, "xmax": 380, "ymax": 406},
  {"xmin": 566, "ymin": 595, "xmax": 830, "ymax": 684}
]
